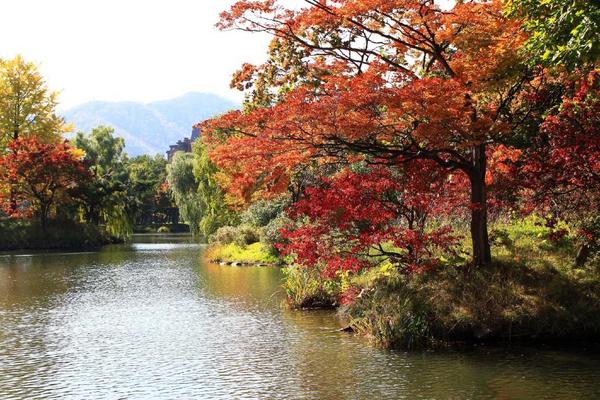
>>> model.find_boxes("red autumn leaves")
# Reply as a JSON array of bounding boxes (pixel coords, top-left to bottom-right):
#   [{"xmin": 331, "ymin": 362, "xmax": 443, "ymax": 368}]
[
  {"xmin": 0, "ymin": 137, "xmax": 89, "ymax": 226},
  {"xmin": 204, "ymin": 0, "xmax": 600, "ymax": 274}
]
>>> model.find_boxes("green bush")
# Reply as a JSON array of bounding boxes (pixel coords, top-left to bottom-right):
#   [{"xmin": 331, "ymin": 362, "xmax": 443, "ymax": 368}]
[
  {"xmin": 240, "ymin": 198, "xmax": 287, "ymax": 227},
  {"xmin": 157, "ymin": 226, "xmax": 171, "ymax": 233},
  {"xmin": 234, "ymin": 225, "xmax": 261, "ymax": 247},
  {"xmin": 210, "ymin": 225, "xmax": 261, "ymax": 247},
  {"xmin": 210, "ymin": 226, "xmax": 239, "ymax": 245}
]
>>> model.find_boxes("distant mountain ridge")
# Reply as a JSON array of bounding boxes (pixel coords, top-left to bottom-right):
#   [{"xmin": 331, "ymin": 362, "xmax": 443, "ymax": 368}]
[{"xmin": 62, "ymin": 92, "xmax": 239, "ymax": 156}]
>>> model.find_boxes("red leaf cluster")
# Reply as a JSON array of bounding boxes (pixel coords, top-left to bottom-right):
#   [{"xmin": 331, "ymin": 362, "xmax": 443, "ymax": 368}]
[
  {"xmin": 0, "ymin": 137, "xmax": 90, "ymax": 221},
  {"xmin": 277, "ymin": 164, "xmax": 460, "ymax": 276}
]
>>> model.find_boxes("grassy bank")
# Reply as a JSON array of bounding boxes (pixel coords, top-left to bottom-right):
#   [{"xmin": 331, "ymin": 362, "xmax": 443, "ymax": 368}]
[
  {"xmin": 0, "ymin": 219, "xmax": 120, "ymax": 251},
  {"xmin": 284, "ymin": 218, "xmax": 600, "ymax": 349},
  {"xmin": 206, "ymin": 242, "xmax": 281, "ymax": 265},
  {"xmin": 342, "ymin": 260, "xmax": 599, "ymax": 349}
]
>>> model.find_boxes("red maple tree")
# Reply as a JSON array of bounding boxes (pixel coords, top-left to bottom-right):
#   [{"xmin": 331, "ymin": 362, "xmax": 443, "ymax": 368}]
[
  {"xmin": 0, "ymin": 137, "xmax": 90, "ymax": 228},
  {"xmin": 202, "ymin": 0, "xmax": 535, "ymax": 267},
  {"xmin": 278, "ymin": 162, "xmax": 462, "ymax": 275}
]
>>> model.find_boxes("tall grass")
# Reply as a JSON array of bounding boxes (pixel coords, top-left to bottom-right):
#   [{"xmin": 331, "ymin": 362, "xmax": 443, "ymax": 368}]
[{"xmin": 282, "ymin": 266, "xmax": 339, "ymax": 309}]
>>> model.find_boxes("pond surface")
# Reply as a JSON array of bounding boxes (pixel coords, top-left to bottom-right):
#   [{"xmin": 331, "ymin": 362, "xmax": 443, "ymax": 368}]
[{"xmin": 1, "ymin": 234, "xmax": 599, "ymax": 399}]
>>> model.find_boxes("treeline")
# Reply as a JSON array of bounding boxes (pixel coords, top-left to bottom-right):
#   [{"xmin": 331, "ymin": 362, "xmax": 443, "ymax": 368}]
[
  {"xmin": 181, "ymin": 0, "xmax": 600, "ymax": 347},
  {"xmin": 0, "ymin": 56, "xmax": 176, "ymax": 250},
  {"xmin": 165, "ymin": 138, "xmax": 291, "ymax": 263}
]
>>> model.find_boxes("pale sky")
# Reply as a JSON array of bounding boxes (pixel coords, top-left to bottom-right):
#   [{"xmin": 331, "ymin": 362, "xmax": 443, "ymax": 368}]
[
  {"xmin": 1, "ymin": 0, "xmax": 454, "ymax": 110},
  {"xmin": 0, "ymin": 0, "xmax": 272, "ymax": 109}
]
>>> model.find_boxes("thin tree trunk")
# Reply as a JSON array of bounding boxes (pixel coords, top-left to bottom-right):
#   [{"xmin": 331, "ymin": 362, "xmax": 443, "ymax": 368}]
[
  {"xmin": 40, "ymin": 204, "xmax": 48, "ymax": 232},
  {"xmin": 469, "ymin": 144, "xmax": 492, "ymax": 266},
  {"xmin": 9, "ymin": 128, "xmax": 19, "ymax": 213},
  {"xmin": 575, "ymin": 243, "xmax": 591, "ymax": 267}
]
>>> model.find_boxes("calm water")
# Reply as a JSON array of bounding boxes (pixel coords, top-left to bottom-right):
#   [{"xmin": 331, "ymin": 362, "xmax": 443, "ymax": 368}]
[{"xmin": 1, "ymin": 235, "xmax": 599, "ymax": 400}]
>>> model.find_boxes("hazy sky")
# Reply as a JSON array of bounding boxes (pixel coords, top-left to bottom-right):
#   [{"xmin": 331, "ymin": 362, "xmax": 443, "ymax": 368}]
[
  {"xmin": 1, "ymin": 0, "xmax": 454, "ymax": 110},
  {"xmin": 0, "ymin": 0, "xmax": 271, "ymax": 109}
]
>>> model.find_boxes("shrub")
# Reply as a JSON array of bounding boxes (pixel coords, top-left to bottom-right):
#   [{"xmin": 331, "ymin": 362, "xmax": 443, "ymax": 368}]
[
  {"xmin": 210, "ymin": 226, "xmax": 239, "ymax": 245},
  {"xmin": 342, "ymin": 270, "xmax": 432, "ymax": 349},
  {"xmin": 240, "ymin": 198, "xmax": 287, "ymax": 227},
  {"xmin": 234, "ymin": 225, "xmax": 261, "ymax": 247},
  {"xmin": 210, "ymin": 224, "xmax": 261, "ymax": 247},
  {"xmin": 260, "ymin": 214, "xmax": 292, "ymax": 251},
  {"xmin": 157, "ymin": 226, "xmax": 171, "ymax": 233}
]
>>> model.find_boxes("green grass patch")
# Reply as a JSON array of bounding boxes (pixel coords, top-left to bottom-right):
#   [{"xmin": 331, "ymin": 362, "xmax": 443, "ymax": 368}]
[{"xmin": 206, "ymin": 242, "xmax": 281, "ymax": 264}]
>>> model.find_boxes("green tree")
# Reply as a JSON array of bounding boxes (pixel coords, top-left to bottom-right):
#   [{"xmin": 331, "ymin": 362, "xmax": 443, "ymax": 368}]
[
  {"xmin": 507, "ymin": 0, "xmax": 600, "ymax": 68},
  {"xmin": 193, "ymin": 141, "xmax": 238, "ymax": 237},
  {"xmin": 73, "ymin": 126, "xmax": 132, "ymax": 239},
  {"xmin": 128, "ymin": 154, "xmax": 172, "ymax": 224},
  {"xmin": 0, "ymin": 55, "xmax": 66, "ymax": 150},
  {"xmin": 167, "ymin": 152, "xmax": 203, "ymax": 236}
]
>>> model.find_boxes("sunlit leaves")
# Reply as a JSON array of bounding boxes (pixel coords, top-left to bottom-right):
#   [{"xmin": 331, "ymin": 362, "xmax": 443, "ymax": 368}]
[
  {"xmin": 0, "ymin": 137, "xmax": 90, "ymax": 226},
  {"xmin": 0, "ymin": 55, "xmax": 66, "ymax": 151}
]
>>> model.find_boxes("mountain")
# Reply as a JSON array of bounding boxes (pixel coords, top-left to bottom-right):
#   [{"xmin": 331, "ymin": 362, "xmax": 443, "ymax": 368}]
[{"xmin": 62, "ymin": 92, "xmax": 239, "ymax": 156}]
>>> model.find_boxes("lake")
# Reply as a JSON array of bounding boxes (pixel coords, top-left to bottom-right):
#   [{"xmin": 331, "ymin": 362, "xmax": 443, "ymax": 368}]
[{"xmin": 1, "ymin": 234, "xmax": 599, "ymax": 399}]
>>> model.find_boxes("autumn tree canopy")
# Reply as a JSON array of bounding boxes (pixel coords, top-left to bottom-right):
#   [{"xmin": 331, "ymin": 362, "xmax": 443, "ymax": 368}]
[
  {"xmin": 0, "ymin": 55, "xmax": 66, "ymax": 151},
  {"xmin": 203, "ymin": 0, "xmax": 542, "ymax": 268},
  {"xmin": 0, "ymin": 137, "xmax": 89, "ymax": 228}
]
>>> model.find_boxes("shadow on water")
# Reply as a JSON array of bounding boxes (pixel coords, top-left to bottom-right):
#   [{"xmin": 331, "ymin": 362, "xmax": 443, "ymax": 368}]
[{"xmin": 0, "ymin": 234, "xmax": 599, "ymax": 399}]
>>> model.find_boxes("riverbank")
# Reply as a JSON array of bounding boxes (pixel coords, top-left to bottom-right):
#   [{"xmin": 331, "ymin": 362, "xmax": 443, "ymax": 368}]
[
  {"xmin": 202, "ymin": 217, "xmax": 600, "ymax": 349},
  {"xmin": 340, "ymin": 260, "xmax": 600, "ymax": 349},
  {"xmin": 3, "ymin": 234, "xmax": 599, "ymax": 399},
  {"xmin": 206, "ymin": 242, "xmax": 282, "ymax": 266},
  {"xmin": 0, "ymin": 219, "xmax": 120, "ymax": 251},
  {"xmin": 280, "ymin": 219, "xmax": 600, "ymax": 349}
]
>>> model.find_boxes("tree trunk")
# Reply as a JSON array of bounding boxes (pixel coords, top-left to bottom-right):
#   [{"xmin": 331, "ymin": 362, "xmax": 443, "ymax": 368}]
[
  {"xmin": 575, "ymin": 243, "xmax": 591, "ymax": 267},
  {"xmin": 40, "ymin": 203, "xmax": 49, "ymax": 232},
  {"xmin": 469, "ymin": 144, "xmax": 492, "ymax": 267},
  {"xmin": 9, "ymin": 128, "xmax": 19, "ymax": 213},
  {"xmin": 9, "ymin": 187, "xmax": 17, "ymax": 213}
]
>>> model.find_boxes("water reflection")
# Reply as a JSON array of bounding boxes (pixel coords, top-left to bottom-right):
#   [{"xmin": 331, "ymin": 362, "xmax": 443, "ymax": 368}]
[{"xmin": 0, "ymin": 235, "xmax": 598, "ymax": 399}]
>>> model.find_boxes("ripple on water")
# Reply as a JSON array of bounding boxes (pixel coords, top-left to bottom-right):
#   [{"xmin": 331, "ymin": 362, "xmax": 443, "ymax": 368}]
[{"xmin": 0, "ymin": 237, "xmax": 599, "ymax": 400}]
